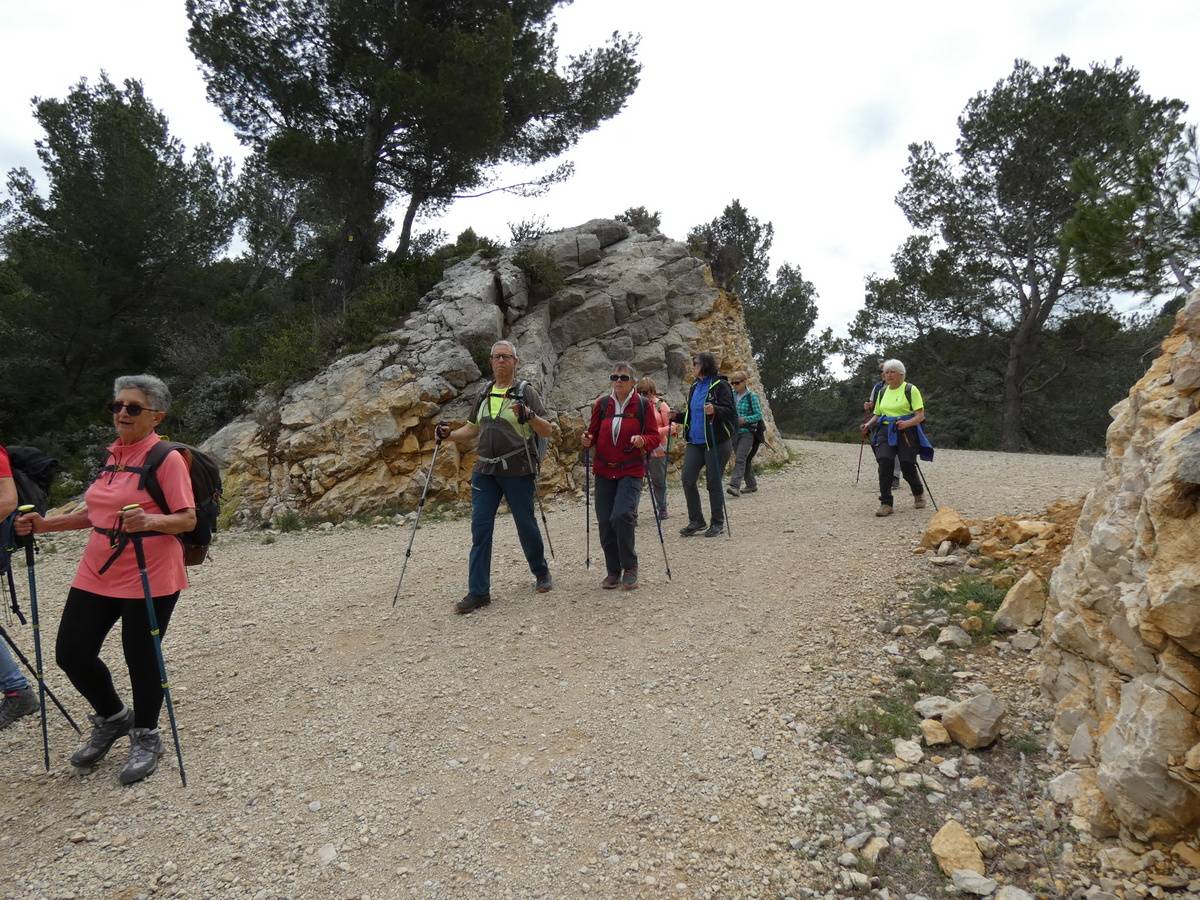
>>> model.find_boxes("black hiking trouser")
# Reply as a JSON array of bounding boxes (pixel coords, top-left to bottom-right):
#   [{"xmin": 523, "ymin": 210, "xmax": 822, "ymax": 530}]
[
  {"xmin": 873, "ymin": 436, "xmax": 922, "ymax": 507},
  {"xmin": 681, "ymin": 440, "xmax": 732, "ymax": 527},
  {"xmin": 56, "ymin": 587, "xmax": 179, "ymax": 730},
  {"xmin": 594, "ymin": 474, "xmax": 642, "ymax": 574}
]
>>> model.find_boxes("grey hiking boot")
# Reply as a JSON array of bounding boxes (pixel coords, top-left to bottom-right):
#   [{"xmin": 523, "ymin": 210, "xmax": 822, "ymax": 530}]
[
  {"xmin": 71, "ymin": 706, "xmax": 134, "ymax": 768},
  {"xmin": 875, "ymin": 504, "xmax": 894, "ymax": 517},
  {"xmin": 0, "ymin": 687, "xmax": 38, "ymax": 730},
  {"xmin": 621, "ymin": 568, "xmax": 639, "ymax": 591},
  {"xmin": 914, "ymin": 494, "xmax": 928, "ymax": 509},
  {"xmin": 119, "ymin": 727, "xmax": 164, "ymax": 785},
  {"xmin": 703, "ymin": 524, "xmax": 724, "ymax": 537},
  {"xmin": 535, "ymin": 571, "xmax": 553, "ymax": 593}
]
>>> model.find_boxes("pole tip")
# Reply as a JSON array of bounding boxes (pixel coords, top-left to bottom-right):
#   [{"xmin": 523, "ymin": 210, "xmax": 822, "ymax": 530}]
[{"xmin": 17, "ymin": 504, "xmax": 35, "ymax": 513}]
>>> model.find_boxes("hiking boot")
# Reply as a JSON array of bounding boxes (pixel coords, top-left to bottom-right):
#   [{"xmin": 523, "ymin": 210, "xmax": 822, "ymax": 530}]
[
  {"xmin": 703, "ymin": 524, "xmax": 724, "ymax": 537},
  {"xmin": 621, "ymin": 569, "xmax": 639, "ymax": 591},
  {"xmin": 601, "ymin": 573, "xmax": 620, "ymax": 590},
  {"xmin": 454, "ymin": 593, "xmax": 492, "ymax": 615},
  {"xmin": 875, "ymin": 504, "xmax": 894, "ymax": 517},
  {"xmin": 742, "ymin": 486, "xmax": 757, "ymax": 493},
  {"xmin": 118, "ymin": 728, "xmax": 164, "ymax": 785},
  {"xmin": 535, "ymin": 572, "xmax": 553, "ymax": 593},
  {"xmin": 71, "ymin": 706, "xmax": 134, "ymax": 768},
  {"xmin": 679, "ymin": 522, "xmax": 706, "ymax": 537},
  {"xmin": 913, "ymin": 494, "xmax": 927, "ymax": 509},
  {"xmin": 0, "ymin": 687, "xmax": 38, "ymax": 730},
  {"xmin": 726, "ymin": 486, "xmax": 740, "ymax": 497}
]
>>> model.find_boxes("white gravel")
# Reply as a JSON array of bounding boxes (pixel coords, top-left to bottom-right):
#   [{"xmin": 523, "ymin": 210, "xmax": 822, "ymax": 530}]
[{"xmin": 0, "ymin": 441, "xmax": 1099, "ymax": 898}]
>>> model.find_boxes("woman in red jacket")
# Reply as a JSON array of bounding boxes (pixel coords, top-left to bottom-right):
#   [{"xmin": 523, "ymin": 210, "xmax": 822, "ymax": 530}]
[{"xmin": 581, "ymin": 363, "xmax": 662, "ymax": 591}]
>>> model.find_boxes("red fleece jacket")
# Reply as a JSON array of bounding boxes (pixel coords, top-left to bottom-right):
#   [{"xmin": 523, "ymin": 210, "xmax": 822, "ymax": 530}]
[{"xmin": 586, "ymin": 393, "xmax": 662, "ymax": 480}]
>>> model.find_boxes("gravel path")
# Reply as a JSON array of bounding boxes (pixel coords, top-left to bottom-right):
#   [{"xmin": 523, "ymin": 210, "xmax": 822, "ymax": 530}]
[{"xmin": 0, "ymin": 441, "xmax": 1099, "ymax": 899}]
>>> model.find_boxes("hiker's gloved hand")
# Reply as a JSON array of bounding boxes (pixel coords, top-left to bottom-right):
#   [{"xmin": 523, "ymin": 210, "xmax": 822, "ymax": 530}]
[
  {"xmin": 435, "ymin": 423, "xmax": 451, "ymax": 441},
  {"xmin": 13, "ymin": 512, "xmax": 41, "ymax": 537},
  {"xmin": 511, "ymin": 401, "xmax": 529, "ymax": 424}
]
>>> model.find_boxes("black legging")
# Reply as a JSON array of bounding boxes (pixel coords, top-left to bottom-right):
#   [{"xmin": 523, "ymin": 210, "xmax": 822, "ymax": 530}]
[{"xmin": 56, "ymin": 588, "xmax": 178, "ymax": 730}]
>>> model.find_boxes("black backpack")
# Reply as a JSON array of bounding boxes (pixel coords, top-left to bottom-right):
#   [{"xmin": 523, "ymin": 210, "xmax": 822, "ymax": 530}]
[
  {"xmin": 100, "ymin": 439, "xmax": 222, "ymax": 566},
  {"xmin": 598, "ymin": 393, "xmax": 649, "ymax": 433},
  {"xmin": 6, "ymin": 445, "xmax": 59, "ymax": 515}
]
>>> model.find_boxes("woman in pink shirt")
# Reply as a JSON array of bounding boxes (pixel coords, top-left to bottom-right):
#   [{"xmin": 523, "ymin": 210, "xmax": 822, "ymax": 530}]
[{"xmin": 16, "ymin": 375, "xmax": 195, "ymax": 784}]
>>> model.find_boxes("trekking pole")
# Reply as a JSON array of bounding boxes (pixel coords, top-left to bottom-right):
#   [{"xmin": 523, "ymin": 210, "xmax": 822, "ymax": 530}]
[
  {"xmin": 0, "ymin": 623, "xmax": 80, "ymax": 733},
  {"xmin": 121, "ymin": 505, "xmax": 187, "ymax": 787},
  {"xmin": 901, "ymin": 432, "xmax": 939, "ymax": 511},
  {"xmin": 642, "ymin": 457, "xmax": 672, "ymax": 581},
  {"xmin": 583, "ymin": 447, "xmax": 591, "ymax": 570},
  {"xmin": 392, "ymin": 438, "xmax": 443, "ymax": 607},
  {"xmin": 16, "ymin": 505, "xmax": 50, "ymax": 771},
  {"xmin": 5, "ymin": 565, "xmax": 26, "ymax": 625},
  {"xmin": 521, "ymin": 435, "xmax": 555, "ymax": 561},
  {"xmin": 705, "ymin": 421, "xmax": 732, "ymax": 539}
]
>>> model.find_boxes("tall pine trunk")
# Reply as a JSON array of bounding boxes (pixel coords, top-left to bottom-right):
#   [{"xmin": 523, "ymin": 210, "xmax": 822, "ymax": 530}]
[
  {"xmin": 325, "ymin": 114, "xmax": 384, "ymax": 315},
  {"xmin": 1000, "ymin": 316, "xmax": 1040, "ymax": 452}
]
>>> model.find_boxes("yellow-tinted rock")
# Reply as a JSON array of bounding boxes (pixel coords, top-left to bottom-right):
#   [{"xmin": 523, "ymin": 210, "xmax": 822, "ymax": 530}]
[
  {"xmin": 930, "ymin": 819, "xmax": 984, "ymax": 876},
  {"xmin": 921, "ymin": 508, "xmax": 971, "ymax": 548},
  {"xmin": 993, "ymin": 571, "xmax": 1047, "ymax": 631},
  {"xmin": 921, "ymin": 719, "xmax": 951, "ymax": 746}
]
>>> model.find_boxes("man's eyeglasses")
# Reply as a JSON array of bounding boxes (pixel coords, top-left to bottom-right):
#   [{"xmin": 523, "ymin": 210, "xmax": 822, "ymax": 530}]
[
  {"xmin": 490, "ymin": 353, "xmax": 515, "ymax": 361},
  {"xmin": 108, "ymin": 401, "xmax": 157, "ymax": 416},
  {"xmin": 609, "ymin": 374, "xmax": 633, "ymax": 382}
]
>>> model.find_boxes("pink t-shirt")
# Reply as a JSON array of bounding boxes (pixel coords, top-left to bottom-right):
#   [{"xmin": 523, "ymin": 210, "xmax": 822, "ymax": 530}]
[
  {"xmin": 73, "ymin": 432, "xmax": 195, "ymax": 599},
  {"xmin": 0, "ymin": 446, "xmax": 11, "ymax": 479}
]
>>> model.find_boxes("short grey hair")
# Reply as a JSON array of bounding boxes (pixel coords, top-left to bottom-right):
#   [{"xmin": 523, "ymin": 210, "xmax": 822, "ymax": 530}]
[
  {"xmin": 113, "ymin": 374, "xmax": 171, "ymax": 412},
  {"xmin": 611, "ymin": 361, "xmax": 635, "ymax": 376},
  {"xmin": 881, "ymin": 359, "xmax": 906, "ymax": 378},
  {"xmin": 491, "ymin": 340, "xmax": 518, "ymax": 358}
]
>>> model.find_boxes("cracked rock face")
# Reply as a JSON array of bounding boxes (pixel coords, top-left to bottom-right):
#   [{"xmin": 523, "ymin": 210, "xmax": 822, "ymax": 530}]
[
  {"xmin": 1040, "ymin": 288, "xmax": 1200, "ymax": 840},
  {"xmin": 204, "ymin": 219, "xmax": 784, "ymax": 523}
]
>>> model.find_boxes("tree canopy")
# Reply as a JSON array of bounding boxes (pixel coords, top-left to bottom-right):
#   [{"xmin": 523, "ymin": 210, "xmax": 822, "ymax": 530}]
[
  {"xmin": 186, "ymin": 0, "xmax": 641, "ymax": 311},
  {"xmin": 854, "ymin": 56, "xmax": 1188, "ymax": 450}
]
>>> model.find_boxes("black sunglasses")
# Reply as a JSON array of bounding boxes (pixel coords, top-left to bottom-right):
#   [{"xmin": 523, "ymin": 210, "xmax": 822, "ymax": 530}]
[
  {"xmin": 108, "ymin": 401, "xmax": 157, "ymax": 416},
  {"xmin": 731, "ymin": 379, "xmax": 744, "ymax": 385},
  {"xmin": 609, "ymin": 374, "xmax": 633, "ymax": 382}
]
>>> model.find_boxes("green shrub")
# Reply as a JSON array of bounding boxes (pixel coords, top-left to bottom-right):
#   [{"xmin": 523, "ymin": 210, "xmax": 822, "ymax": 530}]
[
  {"xmin": 274, "ymin": 510, "xmax": 303, "ymax": 533},
  {"xmin": 512, "ymin": 248, "xmax": 565, "ymax": 300}
]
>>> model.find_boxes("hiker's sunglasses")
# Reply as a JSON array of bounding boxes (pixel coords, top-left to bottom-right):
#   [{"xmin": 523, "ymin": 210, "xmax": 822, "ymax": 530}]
[
  {"xmin": 731, "ymin": 379, "xmax": 745, "ymax": 385},
  {"xmin": 490, "ymin": 353, "xmax": 515, "ymax": 361},
  {"xmin": 609, "ymin": 374, "xmax": 633, "ymax": 382},
  {"xmin": 108, "ymin": 401, "xmax": 158, "ymax": 416}
]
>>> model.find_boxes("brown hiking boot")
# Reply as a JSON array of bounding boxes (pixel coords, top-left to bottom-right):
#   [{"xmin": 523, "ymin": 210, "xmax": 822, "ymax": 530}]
[
  {"xmin": 913, "ymin": 494, "xmax": 927, "ymax": 509},
  {"xmin": 600, "ymin": 573, "xmax": 620, "ymax": 590},
  {"xmin": 875, "ymin": 504, "xmax": 893, "ymax": 517}
]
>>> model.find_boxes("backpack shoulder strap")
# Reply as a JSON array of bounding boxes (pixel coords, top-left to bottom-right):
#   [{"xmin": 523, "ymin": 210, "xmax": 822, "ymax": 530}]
[
  {"xmin": 904, "ymin": 383, "xmax": 913, "ymax": 412},
  {"xmin": 141, "ymin": 440, "xmax": 184, "ymax": 515}
]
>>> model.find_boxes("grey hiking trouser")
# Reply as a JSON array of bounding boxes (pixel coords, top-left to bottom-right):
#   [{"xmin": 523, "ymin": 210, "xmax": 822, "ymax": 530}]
[
  {"xmin": 646, "ymin": 456, "xmax": 667, "ymax": 514},
  {"xmin": 681, "ymin": 440, "xmax": 732, "ymax": 527},
  {"xmin": 729, "ymin": 432, "xmax": 757, "ymax": 491}
]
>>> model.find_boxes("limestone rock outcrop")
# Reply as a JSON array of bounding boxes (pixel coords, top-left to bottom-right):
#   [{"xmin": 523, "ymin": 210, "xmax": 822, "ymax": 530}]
[
  {"xmin": 1040, "ymin": 288, "xmax": 1200, "ymax": 840},
  {"xmin": 205, "ymin": 220, "xmax": 785, "ymax": 523}
]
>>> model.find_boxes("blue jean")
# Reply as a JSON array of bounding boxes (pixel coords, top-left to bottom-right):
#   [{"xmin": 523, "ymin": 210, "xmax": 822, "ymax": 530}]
[
  {"xmin": 468, "ymin": 472, "xmax": 549, "ymax": 597},
  {"xmin": 0, "ymin": 637, "xmax": 29, "ymax": 693}
]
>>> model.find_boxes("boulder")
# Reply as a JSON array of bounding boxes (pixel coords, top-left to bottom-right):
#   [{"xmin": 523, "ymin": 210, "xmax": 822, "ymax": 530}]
[
  {"xmin": 1041, "ymin": 288, "xmax": 1200, "ymax": 840},
  {"xmin": 936, "ymin": 625, "xmax": 971, "ymax": 648},
  {"xmin": 914, "ymin": 696, "xmax": 955, "ymax": 718},
  {"xmin": 921, "ymin": 507, "xmax": 971, "ymax": 548},
  {"xmin": 993, "ymin": 571, "xmax": 1047, "ymax": 631},
  {"xmin": 893, "ymin": 738, "xmax": 923, "ymax": 764},
  {"xmin": 930, "ymin": 819, "xmax": 984, "ymax": 876},
  {"xmin": 941, "ymin": 691, "xmax": 1006, "ymax": 749},
  {"xmin": 1003, "ymin": 519, "xmax": 1055, "ymax": 544},
  {"xmin": 951, "ymin": 870, "xmax": 997, "ymax": 896},
  {"xmin": 204, "ymin": 221, "xmax": 789, "ymax": 523}
]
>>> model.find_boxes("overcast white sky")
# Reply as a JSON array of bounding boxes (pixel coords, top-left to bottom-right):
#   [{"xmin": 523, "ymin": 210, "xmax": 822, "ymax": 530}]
[{"xmin": 2, "ymin": 1, "xmax": 1198, "ymax": 339}]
